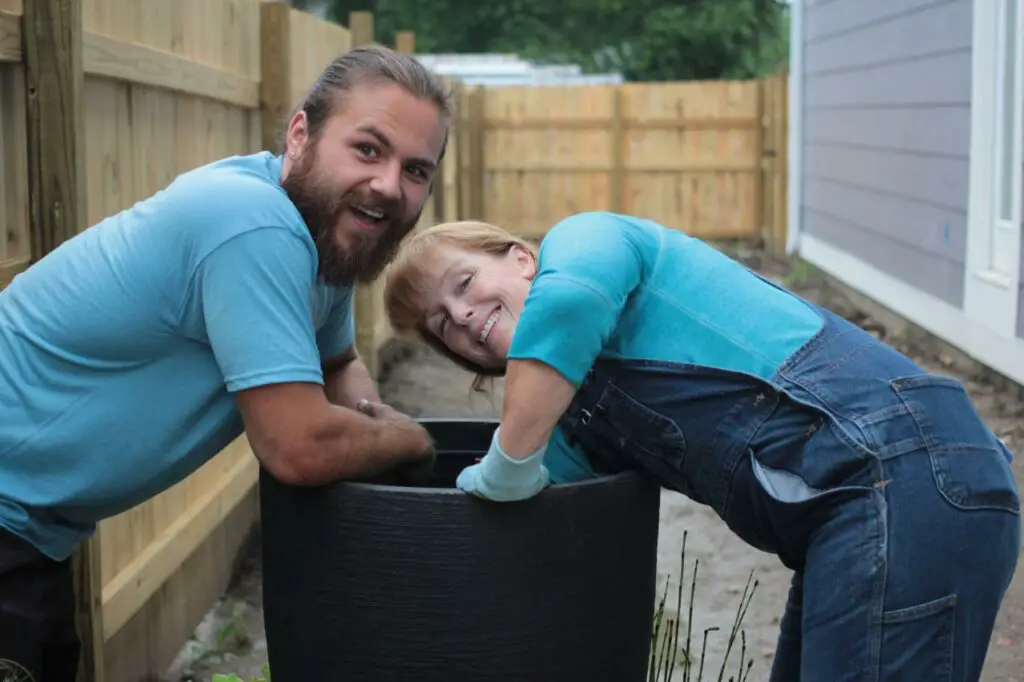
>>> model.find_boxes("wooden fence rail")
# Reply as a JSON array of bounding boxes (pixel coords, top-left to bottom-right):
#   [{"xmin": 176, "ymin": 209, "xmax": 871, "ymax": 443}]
[
  {"xmin": 451, "ymin": 75, "xmax": 789, "ymax": 243},
  {"xmin": 0, "ymin": 1, "xmax": 787, "ymax": 679}
]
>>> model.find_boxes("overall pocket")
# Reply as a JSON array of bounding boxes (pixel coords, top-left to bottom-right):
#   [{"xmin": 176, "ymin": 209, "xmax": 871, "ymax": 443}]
[
  {"xmin": 582, "ymin": 381, "xmax": 688, "ymax": 484},
  {"xmin": 890, "ymin": 374, "xmax": 1020, "ymax": 514}
]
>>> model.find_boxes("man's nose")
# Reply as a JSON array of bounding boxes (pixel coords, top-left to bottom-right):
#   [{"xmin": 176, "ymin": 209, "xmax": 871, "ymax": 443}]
[{"xmin": 370, "ymin": 162, "xmax": 402, "ymax": 199}]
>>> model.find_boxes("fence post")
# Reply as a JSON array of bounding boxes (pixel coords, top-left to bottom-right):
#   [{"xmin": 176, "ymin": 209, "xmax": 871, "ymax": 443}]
[
  {"xmin": 451, "ymin": 79, "xmax": 465, "ymax": 222},
  {"xmin": 24, "ymin": 0, "xmax": 85, "ymax": 255},
  {"xmin": 759, "ymin": 69, "xmax": 789, "ymax": 258},
  {"xmin": 349, "ymin": 10, "xmax": 374, "ymax": 47},
  {"xmin": 347, "ymin": 10, "xmax": 381, "ymax": 378},
  {"xmin": 259, "ymin": 1, "xmax": 292, "ymax": 153},
  {"xmin": 755, "ymin": 74, "xmax": 768, "ymax": 251},
  {"xmin": 610, "ymin": 86, "xmax": 625, "ymax": 213},
  {"xmin": 468, "ymin": 87, "xmax": 486, "ymax": 219},
  {"xmin": 23, "ymin": 2, "xmax": 103, "ymax": 680},
  {"xmin": 774, "ymin": 69, "xmax": 790, "ymax": 257},
  {"xmin": 394, "ymin": 30, "xmax": 415, "ymax": 54}
]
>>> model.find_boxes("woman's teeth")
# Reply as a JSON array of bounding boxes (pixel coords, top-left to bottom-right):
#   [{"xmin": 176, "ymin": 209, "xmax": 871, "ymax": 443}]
[{"xmin": 479, "ymin": 308, "xmax": 500, "ymax": 344}]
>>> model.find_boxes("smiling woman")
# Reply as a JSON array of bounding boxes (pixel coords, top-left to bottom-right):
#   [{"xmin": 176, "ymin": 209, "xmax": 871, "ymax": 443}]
[
  {"xmin": 382, "ymin": 211, "xmax": 1022, "ymax": 682},
  {"xmin": 384, "ymin": 220, "xmax": 540, "ymax": 383}
]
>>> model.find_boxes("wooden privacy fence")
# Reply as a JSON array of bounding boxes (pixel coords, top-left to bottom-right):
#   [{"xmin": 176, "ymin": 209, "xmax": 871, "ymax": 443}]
[
  {"xmin": 451, "ymin": 72, "xmax": 789, "ymax": 249},
  {"xmin": 0, "ymin": 0, "xmax": 787, "ymax": 678}
]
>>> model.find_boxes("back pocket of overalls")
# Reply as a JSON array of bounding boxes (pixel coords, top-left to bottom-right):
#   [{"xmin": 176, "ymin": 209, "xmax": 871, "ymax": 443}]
[
  {"xmin": 890, "ymin": 374, "xmax": 1020, "ymax": 514},
  {"xmin": 589, "ymin": 382, "xmax": 688, "ymax": 471}
]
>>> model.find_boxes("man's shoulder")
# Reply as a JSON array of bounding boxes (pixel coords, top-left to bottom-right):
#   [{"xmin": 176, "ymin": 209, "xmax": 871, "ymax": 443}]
[{"xmin": 155, "ymin": 152, "xmax": 311, "ymax": 249}]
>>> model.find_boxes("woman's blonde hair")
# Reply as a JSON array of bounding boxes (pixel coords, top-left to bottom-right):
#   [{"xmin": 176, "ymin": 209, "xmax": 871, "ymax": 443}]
[{"xmin": 383, "ymin": 220, "xmax": 538, "ymax": 390}]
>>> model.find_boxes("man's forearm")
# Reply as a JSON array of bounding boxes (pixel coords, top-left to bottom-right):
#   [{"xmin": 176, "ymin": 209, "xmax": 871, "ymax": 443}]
[{"xmin": 282, "ymin": 405, "xmax": 428, "ymax": 485}]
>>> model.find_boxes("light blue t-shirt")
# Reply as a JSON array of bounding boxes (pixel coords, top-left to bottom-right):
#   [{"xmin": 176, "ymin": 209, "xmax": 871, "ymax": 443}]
[
  {"xmin": 517, "ymin": 212, "xmax": 826, "ymax": 484},
  {"xmin": 0, "ymin": 152, "xmax": 355, "ymax": 560}
]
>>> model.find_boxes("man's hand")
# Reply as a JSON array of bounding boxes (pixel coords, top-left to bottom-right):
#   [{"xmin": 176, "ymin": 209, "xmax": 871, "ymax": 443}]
[
  {"xmin": 356, "ymin": 400, "xmax": 436, "ymax": 485},
  {"xmin": 238, "ymin": 383, "xmax": 432, "ymax": 486}
]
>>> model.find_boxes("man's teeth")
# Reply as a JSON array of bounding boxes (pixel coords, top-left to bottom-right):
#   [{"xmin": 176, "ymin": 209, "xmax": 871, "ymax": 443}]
[
  {"xmin": 479, "ymin": 309, "xmax": 499, "ymax": 343},
  {"xmin": 354, "ymin": 206, "xmax": 385, "ymax": 220}
]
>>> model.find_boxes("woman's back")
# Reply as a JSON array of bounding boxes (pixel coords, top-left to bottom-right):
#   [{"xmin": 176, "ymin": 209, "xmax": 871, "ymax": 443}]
[{"xmin": 508, "ymin": 211, "xmax": 826, "ymax": 385}]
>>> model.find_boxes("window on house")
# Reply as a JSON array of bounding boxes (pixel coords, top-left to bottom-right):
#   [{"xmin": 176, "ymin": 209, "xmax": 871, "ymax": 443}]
[
  {"xmin": 990, "ymin": 0, "xmax": 1021, "ymax": 277},
  {"xmin": 997, "ymin": 0, "xmax": 1018, "ymax": 223}
]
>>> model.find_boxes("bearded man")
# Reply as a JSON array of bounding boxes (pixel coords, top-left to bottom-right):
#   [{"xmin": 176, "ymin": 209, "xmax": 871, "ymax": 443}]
[{"xmin": 0, "ymin": 45, "xmax": 446, "ymax": 680}]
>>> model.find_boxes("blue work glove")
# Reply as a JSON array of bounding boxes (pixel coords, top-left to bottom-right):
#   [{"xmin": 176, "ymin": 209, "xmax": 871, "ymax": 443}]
[{"xmin": 455, "ymin": 426, "xmax": 550, "ymax": 501}]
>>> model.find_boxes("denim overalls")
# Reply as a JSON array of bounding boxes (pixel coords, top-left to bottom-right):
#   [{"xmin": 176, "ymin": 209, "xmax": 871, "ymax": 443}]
[{"xmin": 557, "ymin": 293, "xmax": 1021, "ymax": 681}]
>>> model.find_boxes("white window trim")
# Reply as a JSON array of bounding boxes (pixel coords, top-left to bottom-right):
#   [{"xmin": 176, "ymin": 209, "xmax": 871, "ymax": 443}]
[{"xmin": 964, "ymin": 0, "xmax": 1023, "ymax": 338}]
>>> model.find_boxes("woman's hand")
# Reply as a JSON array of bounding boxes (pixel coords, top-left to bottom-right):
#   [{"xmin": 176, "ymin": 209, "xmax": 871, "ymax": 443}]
[
  {"xmin": 455, "ymin": 426, "xmax": 550, "ymax": 501},
  {"xmin": 455, "ymin": 358, "xmax": 577, "ymax": 501}
]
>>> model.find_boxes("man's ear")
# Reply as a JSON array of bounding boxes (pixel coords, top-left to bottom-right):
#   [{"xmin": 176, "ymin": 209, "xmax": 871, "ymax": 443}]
[{"xmin": 284, "ymin": 110, "xmax": 311, "ymax": 160}]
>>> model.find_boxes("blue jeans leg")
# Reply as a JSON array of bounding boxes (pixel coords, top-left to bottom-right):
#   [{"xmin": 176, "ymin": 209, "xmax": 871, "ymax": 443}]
[
  {"xmin": 769, "ymin": 573, "xmax": 803, "ymax": 681},
  {"xmin": 770, "ymin": 448, "xmax": 1020, "ymax": 682}
]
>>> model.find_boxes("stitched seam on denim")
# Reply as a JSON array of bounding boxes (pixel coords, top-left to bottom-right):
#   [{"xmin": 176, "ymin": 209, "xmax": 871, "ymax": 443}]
[
  {"xmin": 881, "ymin": 594, "xmax": 957, "ymax": 623},
  {"xmin": 710, "ymin": 392, "xmax": 780, "ymax": 518},
  {"xmin": 853, "ymin": 403, "xmax": 911, "ymax": 428},
  {"xmin": 869, "ymin": 490, "xmax": 888, "ymax": 681}
]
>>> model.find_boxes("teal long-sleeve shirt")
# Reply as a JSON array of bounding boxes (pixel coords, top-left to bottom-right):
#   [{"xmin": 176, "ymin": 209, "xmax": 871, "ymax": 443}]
[{"xmin": 513, "ymin": 212, "xmax": 825, "ymax": 485}]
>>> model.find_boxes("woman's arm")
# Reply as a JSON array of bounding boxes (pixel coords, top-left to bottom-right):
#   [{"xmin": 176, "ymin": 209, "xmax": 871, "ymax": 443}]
[
  {"xmin": 456, "ymin": 213, "xmax": 654, "ymax": 500},
  {"xmin": 453, "ymin": 359, "xmax": 579, "ymax": 501},
  {"xmin": 497, "ymin": 358, "xmax": 576, "ymax": 459}
]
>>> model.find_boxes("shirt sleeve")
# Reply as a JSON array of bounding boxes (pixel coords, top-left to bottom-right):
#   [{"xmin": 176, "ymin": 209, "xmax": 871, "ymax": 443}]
[
  {"xmin": 193, "ymin": 226, "xmax": 325, "ymax": 393},
  {"xmin": 316, "ymin": 289, "xmax": 357, "ymax": 361},
  {"xmin": 543, "ymin": 426, "xmax": 599, "ymax": 484},
  {"xmin": 507, "ymin": 212, "xmax": 650, "ymax": 386}
]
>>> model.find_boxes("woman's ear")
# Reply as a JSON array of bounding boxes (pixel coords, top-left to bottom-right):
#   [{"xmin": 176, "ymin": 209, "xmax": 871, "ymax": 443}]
[{"xmin": 508, "ymin": 244, "xmax": 537, "ymax": 279}]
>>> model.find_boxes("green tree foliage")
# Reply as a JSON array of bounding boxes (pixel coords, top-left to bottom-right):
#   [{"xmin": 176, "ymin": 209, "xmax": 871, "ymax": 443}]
[{"xmin": 313, "ymin": 0, "xmax": 789, "ymax": 82}]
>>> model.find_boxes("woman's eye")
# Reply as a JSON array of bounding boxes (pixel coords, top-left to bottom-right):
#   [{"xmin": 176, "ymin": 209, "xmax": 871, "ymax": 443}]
[{"xmin": 458, "ymin": 274, "xmax": 473, "ymax": 292}]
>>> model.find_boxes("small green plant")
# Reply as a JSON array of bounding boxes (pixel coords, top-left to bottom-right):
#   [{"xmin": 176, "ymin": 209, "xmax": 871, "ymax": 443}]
[
  {"xmin": 782, "ymin": 260, "xmax": 818, "ymax": 288},
  {"xmin": 647, "ymin": 531, "xmax": 759, "ymax": 682}
]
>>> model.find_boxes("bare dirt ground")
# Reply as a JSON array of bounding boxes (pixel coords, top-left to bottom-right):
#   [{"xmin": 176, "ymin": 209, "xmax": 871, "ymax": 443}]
[{"xmin": 164, "ymin": 252, "xmax": 1024, "ymax": 682}]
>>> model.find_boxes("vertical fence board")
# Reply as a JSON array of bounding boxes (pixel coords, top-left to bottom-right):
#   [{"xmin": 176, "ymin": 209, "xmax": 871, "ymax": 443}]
[
  {"xmin": 22, "ymin": 3, "xmax": 101, "ymax": 682},
  {"xmin": 259, "ymin": 1, "xmax": 290, "ymax": 153}
]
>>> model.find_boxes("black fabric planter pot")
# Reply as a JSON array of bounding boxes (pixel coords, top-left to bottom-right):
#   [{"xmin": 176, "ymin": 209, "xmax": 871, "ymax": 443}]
[{"xmin": 259, "ymin": 418, "xmax": 662, "ymax": 682}]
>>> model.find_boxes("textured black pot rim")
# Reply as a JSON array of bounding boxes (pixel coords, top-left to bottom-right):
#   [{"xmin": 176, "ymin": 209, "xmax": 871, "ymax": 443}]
[
  {"xmin": 333, "ymin": 416, "xmax": 648, "ymax": 496},
  {"xmin": 341, "ymin": 468, "xmax": 645, "ymax": 496}
]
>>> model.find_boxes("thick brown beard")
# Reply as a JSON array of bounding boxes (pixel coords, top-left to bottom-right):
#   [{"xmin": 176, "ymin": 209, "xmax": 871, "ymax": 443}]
[{"xmin": 281, "ymin": 149, "xmax": 423, "ymax": 287}]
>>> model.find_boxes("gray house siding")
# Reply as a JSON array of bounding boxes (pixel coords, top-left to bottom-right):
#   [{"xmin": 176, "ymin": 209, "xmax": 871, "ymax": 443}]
[{"xmin": 801, "ymin": 0, "xmax": 973, "ymax": 308}]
